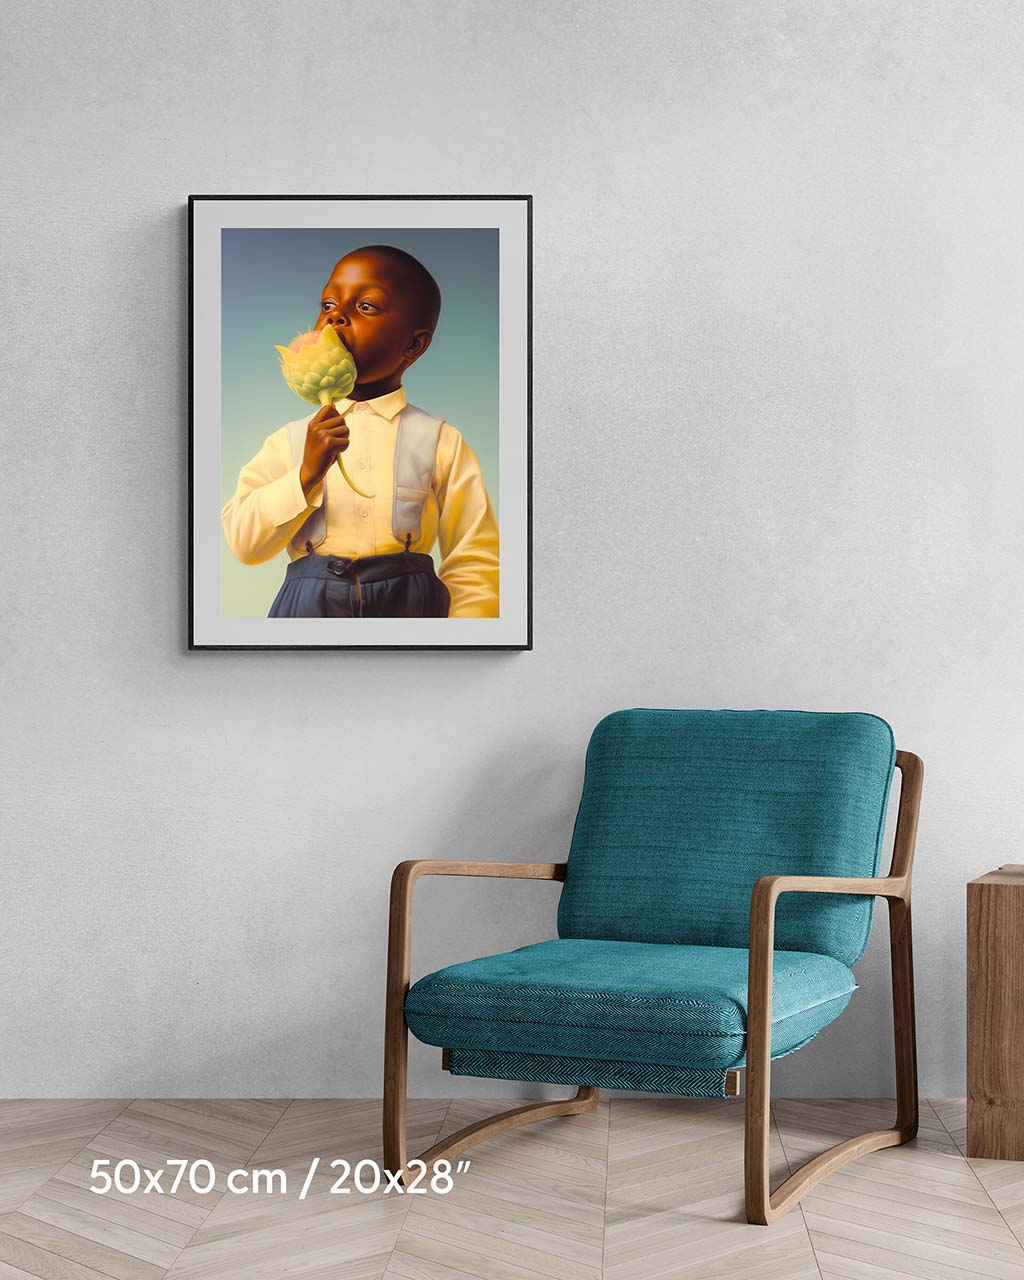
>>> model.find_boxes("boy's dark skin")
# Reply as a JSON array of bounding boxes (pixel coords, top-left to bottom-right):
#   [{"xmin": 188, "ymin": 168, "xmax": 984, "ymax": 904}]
[{"xmin": 299, "ymin": 248, "xmax": 438, "ymax": 501}]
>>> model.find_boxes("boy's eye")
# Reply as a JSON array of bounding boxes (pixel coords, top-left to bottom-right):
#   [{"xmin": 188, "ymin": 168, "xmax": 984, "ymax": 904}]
[
  {"xmin": 321, "ymin": 301, "xmax": 336, "ymax": 312},
  {"xmin": 358, "ymin": 301, "xmax": 380, "ymax": 314}
]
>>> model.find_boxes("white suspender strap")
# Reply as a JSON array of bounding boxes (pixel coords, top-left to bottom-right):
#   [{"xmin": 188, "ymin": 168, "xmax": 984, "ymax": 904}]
[
  {"xmin": 393, "ymin": 404, "xmax": 443, "ymax": 547},
  {"xmin": 287, "ymin": 404, "xmax": 443, "ymax": 554}
]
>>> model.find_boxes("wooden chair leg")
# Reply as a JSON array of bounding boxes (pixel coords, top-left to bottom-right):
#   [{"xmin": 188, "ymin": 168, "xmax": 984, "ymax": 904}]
[
  {"xmin": 383, "ymin": 868, "xmax": 412, "ymax": 1175},
  {"xmin": 744, "ymin": 895, "xmax": 919, "ymax": 1225},
  {"xmin": 743, "ymin": 984, "xmax": 775, "ymax": 1226},
  {"xmin": 382, "ymin": 972, "xmax": 409, "ymax": 1174},
  {"xmin": 890, "ymin": 898, "xmax": 919, "ymax": 1137},
  {"xmin": 416, "ymin": 1087, "xmax": 599, "ymax": 1170},
  {"xmin": 383, "ymin": 996, "xmax": 598, "ymax": 1175}
]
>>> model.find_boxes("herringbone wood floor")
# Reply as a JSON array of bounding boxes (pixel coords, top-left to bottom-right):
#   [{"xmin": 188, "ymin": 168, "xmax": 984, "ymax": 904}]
[{"xmin": 0, "ymin": 1097, "xmax": 1020, "ymax": 1279}]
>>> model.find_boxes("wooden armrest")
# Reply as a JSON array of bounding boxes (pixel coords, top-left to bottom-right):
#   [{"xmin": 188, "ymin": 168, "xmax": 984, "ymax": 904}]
[
  {"xmin": 750, "ymin": 873, "xmax": 909, "ymax": 917},
  {"xmin": 392, "ymin": 860, "xmax": 567, "ymax": 896},
  {"xmin": 749, "ymin": 872, "xmax": 911, "ymax": 984}
]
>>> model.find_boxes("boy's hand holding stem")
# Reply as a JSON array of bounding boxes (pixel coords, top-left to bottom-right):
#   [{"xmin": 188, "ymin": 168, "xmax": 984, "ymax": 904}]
[{"xmin": 300, "ymin": 403, "xmax": 350, "ymax": 500}]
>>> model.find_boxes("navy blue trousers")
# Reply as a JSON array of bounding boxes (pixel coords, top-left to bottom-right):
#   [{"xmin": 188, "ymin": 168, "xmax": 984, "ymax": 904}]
[{"xmin": 268, "ymin": 550, "xmax": 450, "ymax": 619}]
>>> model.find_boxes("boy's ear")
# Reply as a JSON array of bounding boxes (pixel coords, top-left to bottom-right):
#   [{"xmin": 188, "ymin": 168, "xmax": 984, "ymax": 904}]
[{"xmin": 404, "ymin": 329, "xmax": 433, "ymax": 362}]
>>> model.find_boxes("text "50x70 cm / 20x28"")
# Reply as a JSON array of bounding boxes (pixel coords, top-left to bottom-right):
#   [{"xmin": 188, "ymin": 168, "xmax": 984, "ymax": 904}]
[{"xmin": 89, "ymin": 1157, "xmax": 470, "ymax": 1199}]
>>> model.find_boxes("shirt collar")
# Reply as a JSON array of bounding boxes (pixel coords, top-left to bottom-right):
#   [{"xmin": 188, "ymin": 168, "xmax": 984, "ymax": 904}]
[{"xmin": 335, "ymin": 385, "xmax": 407, "ymax": 421}]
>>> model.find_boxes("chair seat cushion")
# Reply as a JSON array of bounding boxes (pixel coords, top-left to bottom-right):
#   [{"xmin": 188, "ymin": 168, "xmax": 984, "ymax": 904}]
[{"xmin": 405, "ymin": 938, "xmax": 855, "ymax": 1070}]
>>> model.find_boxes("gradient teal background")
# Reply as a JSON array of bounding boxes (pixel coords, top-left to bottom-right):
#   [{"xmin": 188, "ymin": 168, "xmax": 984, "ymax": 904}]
[{"xmin": 220, "ymin": 227, "xmax": 500, "ymax": 617}]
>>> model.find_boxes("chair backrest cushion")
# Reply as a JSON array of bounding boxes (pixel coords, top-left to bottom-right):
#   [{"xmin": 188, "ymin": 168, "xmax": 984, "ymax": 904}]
[{"xmin": 557, "ymin": 709, "xmax": 896, "ymax": 967}]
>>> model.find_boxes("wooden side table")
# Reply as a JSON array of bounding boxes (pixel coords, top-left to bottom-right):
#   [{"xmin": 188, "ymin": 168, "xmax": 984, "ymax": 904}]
[{"xmin": 967, "ymin": 864, "xmax": 1024, "ymax": 1159}]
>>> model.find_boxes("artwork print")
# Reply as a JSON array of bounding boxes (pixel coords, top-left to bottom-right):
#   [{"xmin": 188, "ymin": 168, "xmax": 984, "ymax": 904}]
[{"xmin": 189, "ymin": 196, "xmax": 531, "ymax": 649}]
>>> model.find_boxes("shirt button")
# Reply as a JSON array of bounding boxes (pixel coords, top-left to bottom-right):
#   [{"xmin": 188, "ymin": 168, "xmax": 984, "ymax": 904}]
[
  {"xmin": 358, "ymin": 505, "xmax": 369, "ymax": 518},
  {"xmin": 357, "ymin": 458, "xmax": 368, "ymax": 469}
]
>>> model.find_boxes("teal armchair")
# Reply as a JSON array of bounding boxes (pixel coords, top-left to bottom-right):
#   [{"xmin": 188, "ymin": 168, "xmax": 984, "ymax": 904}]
[{"xmin": 383, "ymin": 709, "xmax": 922, "ymax": 1223}]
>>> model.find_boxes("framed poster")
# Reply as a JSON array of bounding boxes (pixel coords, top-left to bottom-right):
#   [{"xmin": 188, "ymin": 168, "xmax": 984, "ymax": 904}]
[{"xmin": 189, "ymin": 195, "xmax": 531, "ymax": 650}]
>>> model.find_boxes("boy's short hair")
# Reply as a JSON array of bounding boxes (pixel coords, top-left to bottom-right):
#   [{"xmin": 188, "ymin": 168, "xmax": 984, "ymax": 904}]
[{"xmin": 359, "ymin": 244, "xmax": 442, "ymax": 333}]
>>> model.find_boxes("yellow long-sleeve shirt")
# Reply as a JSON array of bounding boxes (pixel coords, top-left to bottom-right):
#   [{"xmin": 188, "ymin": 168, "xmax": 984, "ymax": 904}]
[{"xmin": 221, "ymin": 386, "xmax": 500, "ymax": 618}]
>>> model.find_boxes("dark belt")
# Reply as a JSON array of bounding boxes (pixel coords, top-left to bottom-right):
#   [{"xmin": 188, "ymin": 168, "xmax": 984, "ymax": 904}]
[{"xmin": 289, "ymin": 549, "xmax": 440, "ymax": 584}]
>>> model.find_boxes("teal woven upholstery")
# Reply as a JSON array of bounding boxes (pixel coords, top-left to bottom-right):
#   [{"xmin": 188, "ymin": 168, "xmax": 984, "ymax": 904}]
[
  {"xmin": 558, "ymin": 710, "xmax": 895, "ymax": 967},
  {"xmin": 404, "ymin": 709, "xmax": 895, "ymax": 1096},
  {"xmin": 446, "ymin": 1051, "xmax": 735, "ymax": 1098},
  {"xmin": 405, "ymin": 938, "xmax": 855, "ymax": 1075}
]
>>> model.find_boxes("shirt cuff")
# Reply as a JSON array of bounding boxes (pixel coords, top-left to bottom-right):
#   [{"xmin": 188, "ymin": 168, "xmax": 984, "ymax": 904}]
[{"xmin": 259, "ymin": 467, "xmax": 324, "ymax": 527}]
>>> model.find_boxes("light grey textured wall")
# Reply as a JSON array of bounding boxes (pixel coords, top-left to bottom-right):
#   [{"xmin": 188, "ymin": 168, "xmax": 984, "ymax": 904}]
[{"xmin": 2, "ymin": 0, "xmax": 1022, "ymax": 1100}]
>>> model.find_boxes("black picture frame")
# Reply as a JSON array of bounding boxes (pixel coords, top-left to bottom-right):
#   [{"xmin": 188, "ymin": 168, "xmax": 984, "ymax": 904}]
[{"xmin": 188, "ymin": 194, "xmax": 532, "ymax": 651}]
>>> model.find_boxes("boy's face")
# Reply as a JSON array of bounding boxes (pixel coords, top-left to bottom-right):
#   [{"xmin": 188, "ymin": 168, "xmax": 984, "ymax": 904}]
[{"xmin": 313, "ymin": 250, "xmax": 432, "ymax": 386}]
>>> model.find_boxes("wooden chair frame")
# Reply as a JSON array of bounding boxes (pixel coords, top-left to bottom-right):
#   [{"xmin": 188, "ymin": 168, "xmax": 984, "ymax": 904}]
[
  {"xmin": 383, "ymin": 751, "xmax": 923, "ymax": 1226},
  {"xmin": 744, "ymin": 749, "xmax": 923, "ymax": 1221},
  {"xmin": 383, "ymin": 861, "xmax": 598, "ymax": 1176}
]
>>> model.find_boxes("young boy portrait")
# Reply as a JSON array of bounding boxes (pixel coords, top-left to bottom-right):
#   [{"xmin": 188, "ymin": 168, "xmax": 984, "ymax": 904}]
[{"xmin": 221, "ymin": 244, "xmax": 500, "ymax": 618}]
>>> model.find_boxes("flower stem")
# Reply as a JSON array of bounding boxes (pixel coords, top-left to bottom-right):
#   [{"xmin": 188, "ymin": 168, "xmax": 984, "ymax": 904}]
[{"xmin": 318, "ymin": 391, "xmax": 375, "ymax": 499}]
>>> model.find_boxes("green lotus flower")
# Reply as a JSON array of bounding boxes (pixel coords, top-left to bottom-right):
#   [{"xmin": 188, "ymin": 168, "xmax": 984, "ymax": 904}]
[{"xmin": 275, "ymin": 326, "xmax": 372, "ymax": 498}]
